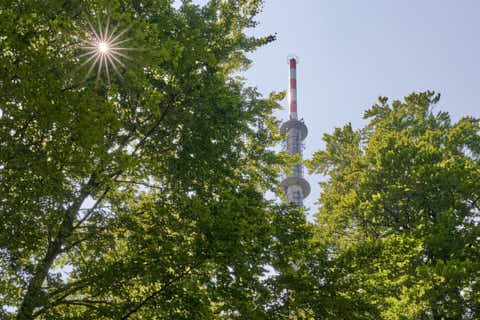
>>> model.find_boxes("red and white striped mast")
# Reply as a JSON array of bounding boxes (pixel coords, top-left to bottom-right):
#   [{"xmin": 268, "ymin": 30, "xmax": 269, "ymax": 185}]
[
  {"xmin": 289, "ymin": 57, "xmax": 298, "ymax": 120},
  {"xmin": 280, "ymin": 55, "xmax": 310, "ymax": 207}
]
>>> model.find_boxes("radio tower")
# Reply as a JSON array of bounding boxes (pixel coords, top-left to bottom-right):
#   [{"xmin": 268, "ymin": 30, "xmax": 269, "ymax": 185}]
[{"xmin": 280, "ymin": 57, "xmax": 310, "ymax": 206}]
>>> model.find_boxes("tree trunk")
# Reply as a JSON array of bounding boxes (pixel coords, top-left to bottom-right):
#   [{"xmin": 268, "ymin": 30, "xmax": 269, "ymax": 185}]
[{"xmin": 16, "ymin": 191, "xmax": 89, "ymax": 320}]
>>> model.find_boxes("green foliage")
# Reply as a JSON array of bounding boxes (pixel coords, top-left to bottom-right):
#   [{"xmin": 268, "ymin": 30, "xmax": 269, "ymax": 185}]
[
  {"xmin": 0, "ymin": 1, "xmax": 313, "ymax": 319},
  {"xmin": 265, "ymin": 207, "xmax": 380, "ymax": 319},
  {"xmin": 7, "ymin": 1, "xmax": 479, "ymax": 319},
  {"xmin": 308, "ymin": 91, "xmax": 480, "ymax": 319}
]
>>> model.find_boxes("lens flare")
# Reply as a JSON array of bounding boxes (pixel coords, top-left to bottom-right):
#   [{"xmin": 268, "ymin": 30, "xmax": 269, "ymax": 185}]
[{"xmin": 79, "ymin": 16, "xmax": 134, "ymax": 84}]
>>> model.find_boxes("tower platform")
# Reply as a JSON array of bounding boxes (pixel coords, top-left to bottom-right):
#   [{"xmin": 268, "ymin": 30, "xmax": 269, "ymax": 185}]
[
  {"xmin": 280, "ymin": 119, "xmax": 308, "ymax": 141},
  {"xmin": 280, "ymin": 176, "xmax": 311, "ymax": 199}
]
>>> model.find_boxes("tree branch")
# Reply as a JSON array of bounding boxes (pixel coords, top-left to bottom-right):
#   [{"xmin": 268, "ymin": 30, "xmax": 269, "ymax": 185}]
[
  {"xmin": 120, "ymin": 265, "xmax": 197, "ymax": 320},
  {"xmin": 114, "ymin": 179, "xmax": 163, "ymax": 190},
  {"xmin": 72, "ymin": 186, "xmax": 110, "ymax": 230},
  {"xmin": 470, "ymin": 194, "xmax": 480, "ymax": 210}
]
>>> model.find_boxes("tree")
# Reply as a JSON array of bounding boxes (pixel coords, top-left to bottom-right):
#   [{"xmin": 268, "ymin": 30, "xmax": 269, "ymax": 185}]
[
  {"xmin": 0, "ymin": 0, "xmax": 309, "ymax": 319},
  {"xmin": 308, "ymin": 91, "xmax": 480, "ymax": 319},
  {"xmin": 265, "ymin": 214, "xmax": 380, "ymax": 320}
]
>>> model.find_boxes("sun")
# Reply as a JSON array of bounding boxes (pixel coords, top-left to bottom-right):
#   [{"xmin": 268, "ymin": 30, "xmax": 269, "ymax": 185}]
[
  {"xmin": 79, "ymin": 16, "xmax": 133, "ymax": 84},
  {"xmin": 98, "ymin": 41, "xmax": 109, "ymax": 54}
]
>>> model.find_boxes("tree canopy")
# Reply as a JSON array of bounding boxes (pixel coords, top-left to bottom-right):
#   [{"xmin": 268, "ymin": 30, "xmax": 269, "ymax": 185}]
[
  {"xmin": 0, "ymin": 0, "xmax": 313, "ymax": 319},
  {"xmin": 3, "ymin": 0, "xmax": 480, "ymax": 319},
  {"xmin": 308, "ymin": 91, "xmax": 480, "ymax": 319}
]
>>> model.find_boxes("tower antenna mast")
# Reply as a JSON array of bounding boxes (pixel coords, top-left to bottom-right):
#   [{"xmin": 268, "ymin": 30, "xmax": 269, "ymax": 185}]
[{"xmin": 280, "ymin": 56, "xmax": 310, "ymax": 206}]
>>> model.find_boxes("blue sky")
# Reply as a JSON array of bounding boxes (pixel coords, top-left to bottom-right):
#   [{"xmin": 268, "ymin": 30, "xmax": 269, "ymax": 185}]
[
  {"xmin": 180, "ymin": 0, "xmax": 480, "ymax": 214},
  {"xmin": 239, "ymin": 0, "xmax": 480, "ymax": 214}
]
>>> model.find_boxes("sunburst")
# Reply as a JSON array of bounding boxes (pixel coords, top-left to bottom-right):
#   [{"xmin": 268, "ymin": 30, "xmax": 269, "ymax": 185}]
[{"xmin": 79, "ymin": 16, "xmax": 133, "ymax": 84}]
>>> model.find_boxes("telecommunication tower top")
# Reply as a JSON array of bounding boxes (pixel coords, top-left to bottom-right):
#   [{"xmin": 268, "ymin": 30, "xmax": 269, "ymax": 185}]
[{"xmin": 280, "ymin": 56, "xmax": 310, "ymax": 206}]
